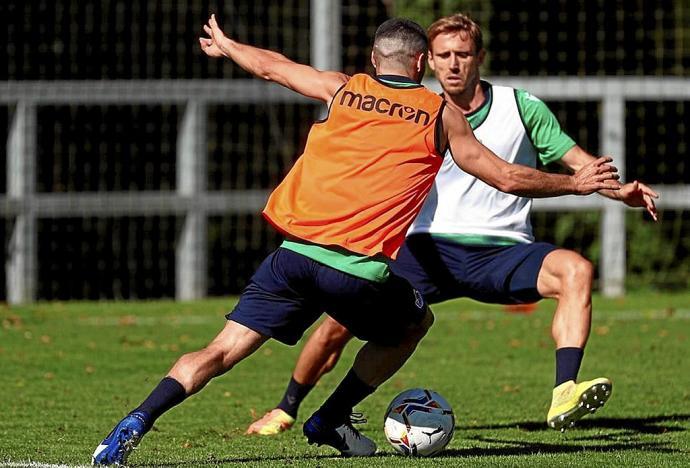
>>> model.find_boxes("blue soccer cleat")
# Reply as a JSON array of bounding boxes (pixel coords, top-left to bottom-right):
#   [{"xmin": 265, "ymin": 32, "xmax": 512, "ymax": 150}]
[
  {"xmin": 303, "ymin": 412, "xmax": 376, "ymax": 457},
  {"xmin": 92, "ymin": 412, "xmax": 149, "ymax": 466}
]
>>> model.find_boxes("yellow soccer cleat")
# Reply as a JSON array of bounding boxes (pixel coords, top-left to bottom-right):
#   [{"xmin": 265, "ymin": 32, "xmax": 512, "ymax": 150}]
[
  {"xmin": 246, "ymin": 408, "xmax": 296, "ymax": 435},
  {"xmin": 547, "ymin": 377, "xmax": 612, "ymax": 431}
]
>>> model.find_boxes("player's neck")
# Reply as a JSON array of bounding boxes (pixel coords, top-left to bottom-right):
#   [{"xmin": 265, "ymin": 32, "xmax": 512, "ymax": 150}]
[
  {"xmin": 445, "ymin": 79, "xmax": 485, "ymax": 115},
  {"xmin": 374, "ymin": 66, "xmax": 419, "ymax": 82}
]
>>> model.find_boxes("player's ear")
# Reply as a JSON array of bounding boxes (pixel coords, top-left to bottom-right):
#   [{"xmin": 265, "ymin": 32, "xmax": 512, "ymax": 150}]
[
  {"xmin": 416, "ymin": 52, "xmax": 426, "ymax": 73},
  {"xmin": 370, "ymin": 50, "xmax": 377, "ymax": 70},
  {"xmin": 414, "ymin": 52, "xmax": 426, "ymax": 82}
]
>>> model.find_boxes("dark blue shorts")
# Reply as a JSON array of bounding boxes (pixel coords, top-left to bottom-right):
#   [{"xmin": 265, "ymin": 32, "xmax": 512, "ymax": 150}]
[
  {"xmin": 389, "ymin": 234, "xmax": 558, "ymax": 305},
  {"xmin": 227, "ymin": 248, "xmax": 427, "ymax": 346}
]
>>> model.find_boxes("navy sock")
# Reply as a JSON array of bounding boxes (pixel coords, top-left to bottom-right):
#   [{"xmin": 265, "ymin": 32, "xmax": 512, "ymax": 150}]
[
  {"xmin": 316, "ymin": 369, "xmax": 375, "ymax": 425},
  {"xmin": 277, "ymin": 376, "xmax": 314, "ymax": 418},
  {"xmin": 555, "ymin": 347, "xmax": 584, "ymax": 387},
  {"xmin": 132, "ymin": 377, "xmax": 187, "ymax": 428}
]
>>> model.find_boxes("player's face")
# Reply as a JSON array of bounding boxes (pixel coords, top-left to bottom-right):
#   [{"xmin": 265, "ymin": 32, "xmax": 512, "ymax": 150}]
[{"xmin": 428, "ymin": 32, "xmax": 485, "ymax": 96}]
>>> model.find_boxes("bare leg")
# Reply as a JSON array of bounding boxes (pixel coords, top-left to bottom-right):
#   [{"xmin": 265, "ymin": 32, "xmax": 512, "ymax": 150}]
[
  {"xmin": 312, "ymin": 307, "xmax": 434, "ymax": 418},
  {"xmin": 303, "ymin": 308, "xmax": 434, "ymax": 456},
  {"xmin": 537, "ymin": 248, "xmax": 595, "ymax": 391},
  {"xmin": 293, "ymin": 316, "xmax": 354, "ymax": 385},
  {"xmin": 352, "ymin": 307, "xmax": 434, "ymax": 387},
  {"xmin": 246, "ymin": 317, "xmax": 355, "ymax": 434},
  {"xmin": 93, "ymin": 321, "xmax": 269, "ymax": 465},
  {"xmin": 169, "ymin": 320, "xmax": 269, "ymax": 395},
  {"xmin": 538, "ymin": 250, "xmax": 612, "ymax": 429},
  {"xmin": 537, "ymin": 249, "xmax": 594, "ymax": 349}
]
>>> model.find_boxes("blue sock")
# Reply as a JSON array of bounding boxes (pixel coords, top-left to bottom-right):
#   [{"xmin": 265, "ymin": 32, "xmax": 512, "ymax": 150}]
[
  {"xmin": 555, "ymin": 347, "xmax": 584, "ymax": 387},
  {"xmin": 316, "ymin": 369, "xmax": 375, "ymax": 425},
  {"xmin": 132, "ymin": 377, "xmax": 186, "ymax": 429},
  {"xmin": 277, "ymin": 376, "xmax": 314, "ymax": 418}
]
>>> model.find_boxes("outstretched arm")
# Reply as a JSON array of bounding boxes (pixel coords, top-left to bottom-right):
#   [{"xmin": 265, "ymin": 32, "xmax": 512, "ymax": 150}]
[
  {"xmin": 560, "ymin": 145, "xmax": 659, "ymax": 220},
  {"xmin": 441, "ymin": 104, "xmax": 620, "ymax": 197},
  {"xmin": 199, "ymin": 14, "xmax": 349, "ymax": 104}
]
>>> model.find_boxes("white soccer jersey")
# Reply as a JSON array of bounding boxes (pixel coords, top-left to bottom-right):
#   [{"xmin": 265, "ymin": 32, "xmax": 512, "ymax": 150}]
[{"xmin": 409, "ymin": 83, "xmax": 575, "ymax": 245}]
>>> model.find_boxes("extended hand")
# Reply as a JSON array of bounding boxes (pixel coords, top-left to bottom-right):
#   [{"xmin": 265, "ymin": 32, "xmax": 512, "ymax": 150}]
[
  {"xmin": 199, "ymin": 14, "xmax": 228, "ymax": 58},
  {"xmin": 572, "ymin": 156, "xmax": 620, "ymax": 195},
  {"xmin": 617, "ymin": 180, "xmax": 659, "ymax": 221}
]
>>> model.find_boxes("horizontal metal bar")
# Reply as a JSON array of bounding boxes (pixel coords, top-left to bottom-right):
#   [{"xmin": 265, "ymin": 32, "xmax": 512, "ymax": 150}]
[
  {"xmin": 0, "ymin": 185, "xmax": 687, "ymax": 217},
  {"xmin": 425, "ymin": 76, "xmax": 690, "ymax": 100},
  {"xmin": 0, "ymin": 80, "xmax": 314, "ymax": 105},
  {"xmin": 531, "ymin": 185, "xmax": 689, "ymax": 210},
  {"xmin": 2, "ymin": 77, "xmax": 690, "ymax": 104},
  {"xmin": 0, "ymin": 191, "xmax": 269, "ymax": 217}
]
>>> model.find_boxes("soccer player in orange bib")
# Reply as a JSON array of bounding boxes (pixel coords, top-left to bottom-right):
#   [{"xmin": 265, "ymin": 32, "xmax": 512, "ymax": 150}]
[{"xmin": 92, "ymin": 15, "xmax": 619, "ymax": 465}]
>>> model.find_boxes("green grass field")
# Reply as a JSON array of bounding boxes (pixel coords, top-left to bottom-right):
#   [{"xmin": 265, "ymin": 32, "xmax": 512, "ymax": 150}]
[{"xmin": 1, "ymin": 292, "xmax": 689, "ymax": 467}]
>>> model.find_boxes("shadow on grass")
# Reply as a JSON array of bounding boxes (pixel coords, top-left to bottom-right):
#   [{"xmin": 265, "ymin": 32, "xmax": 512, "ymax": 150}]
[
  {"xmin": 133, "ymin": 415, "xmax": 689, "ymax": 466},
  {"xmin": 464, "ymin": 413, "xmax": 690, "ymax": 435},
  {"xmin": 134, "ymin": 438, "xmax": 681, "ymax": 466},
  {"xmin": 445, "ymin": 437, "xmax": 680, "ymax": 457}
]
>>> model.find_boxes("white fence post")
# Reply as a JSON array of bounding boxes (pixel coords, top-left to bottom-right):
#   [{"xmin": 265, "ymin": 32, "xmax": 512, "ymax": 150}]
[
  {"xmin": 600, "ymin": 96, "xmax": 626, "ymax": 297},
  {"xmin": 176, "ymin": 101, "xmax": 208, "ymax": 300},
  {"xmin": 311, "ymin": 0, "xmax": 341, "ymax": 118},
  {"xmin": 311, "ymin": 0, "xmax": 341, "ymax": 71},
  {"xmin": 7, "ymin": 102, "xmax": 38, "ymax": 304}
]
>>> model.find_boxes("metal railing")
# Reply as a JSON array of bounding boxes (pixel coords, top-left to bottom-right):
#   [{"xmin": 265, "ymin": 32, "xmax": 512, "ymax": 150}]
[{"xmin": 3, "ymin": 76, "xmax": 689, "ymax": 303}]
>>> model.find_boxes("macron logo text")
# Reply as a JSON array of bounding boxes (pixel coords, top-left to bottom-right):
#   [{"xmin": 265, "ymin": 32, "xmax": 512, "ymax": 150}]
[{"xmin": 339, "ymin": 91, "xmax": 431, "ymax": 125}]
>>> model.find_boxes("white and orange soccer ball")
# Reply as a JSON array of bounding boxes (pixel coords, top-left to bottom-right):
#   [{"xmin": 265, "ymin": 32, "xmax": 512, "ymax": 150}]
[{"xmin": 383, "ymin": 388, "xmax": 455, "ymax": 457}]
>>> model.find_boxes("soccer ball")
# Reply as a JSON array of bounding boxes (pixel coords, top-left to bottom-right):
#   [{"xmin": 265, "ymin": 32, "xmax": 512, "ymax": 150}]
[{"xmin": 383, "ymin": 388, "xmax": 455, "ymax": 457}]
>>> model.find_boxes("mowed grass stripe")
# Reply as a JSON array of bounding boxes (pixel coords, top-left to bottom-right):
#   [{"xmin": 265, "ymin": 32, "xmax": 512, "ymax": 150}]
[{"xmin": 73, "ymin": 308, "xmax": 690, "ymax": 327}]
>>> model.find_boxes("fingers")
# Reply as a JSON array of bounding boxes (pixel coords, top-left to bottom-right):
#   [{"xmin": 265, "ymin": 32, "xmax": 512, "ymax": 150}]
[
  {"xmin": 587, "ymin": 160, "xmax": 618, "ymax": 176},
  {"xmin": 591, "ymin": 156, "xmax": 613, "ymax": 167},
  {"xmin": 583, "ymin": 157, "xmax": 618, "ymax": 177},
  {"xmin": 594, "ymin": 172, "xmax": 620, "ymax": 182},
  {"xmin": 642, "ymin": 193, "xmax": 658, "ymax": 221},
  {"xmin": 209, "ymin": 13, "xmax": 222, "ymax": 36},
  {"xmin": 203, "ymin": 14, "xmax": 221, "ymax": 42},
  {"xmin": 645, "ymin": 204, "xmax": 658, "ymax": 221},
  {"xmin": 636, "ymin": 181, "xmax": 660, "ymax": 199},
  {"xmin": 595, "ymin": 164, "xmax": 618, "ymax": 175},
  {"xmin": 200, "ymin": 14, "xmax": 220, "ymax": 52},
  {"xmin": 622, "ymin": 180, "xmax": 659, "ymax": 221}
]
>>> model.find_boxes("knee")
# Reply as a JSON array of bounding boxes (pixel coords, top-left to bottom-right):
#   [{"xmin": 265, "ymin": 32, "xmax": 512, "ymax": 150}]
[
  {"xmin": 565, "ymin": 256, "xmax": 594, "ymax": 288},
  {"xmin": 198, "ymin": 343, "xmax": 234, "ymax": 372},
  {"xmin": 170, "ymin": 344, "xmax": 230, "ymax": 394},
  {"xmin": 316, "ymin": 317, "xmax": 353, "ymax": 349}
]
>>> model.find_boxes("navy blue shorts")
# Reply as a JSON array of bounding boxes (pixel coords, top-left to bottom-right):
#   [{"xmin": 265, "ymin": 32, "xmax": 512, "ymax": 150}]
[
  {"xmin": 389, "ymin": 234, "xmax": 557, "ymax": 305},
  {"xmin": 227, "ymin": 248, "xmax": 427, "ymax": 346}
]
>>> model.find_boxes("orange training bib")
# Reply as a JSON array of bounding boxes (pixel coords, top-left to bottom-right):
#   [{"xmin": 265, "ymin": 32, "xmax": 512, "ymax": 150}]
[{"xmin": 263, "ymin": 74, "xmax": 445, "ymax": 258}]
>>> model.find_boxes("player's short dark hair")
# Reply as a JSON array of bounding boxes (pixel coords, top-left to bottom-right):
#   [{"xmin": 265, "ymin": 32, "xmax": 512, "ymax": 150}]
[{"xmin": 373, "ymin": 18, "xmax": 428, "ymax": 61}]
